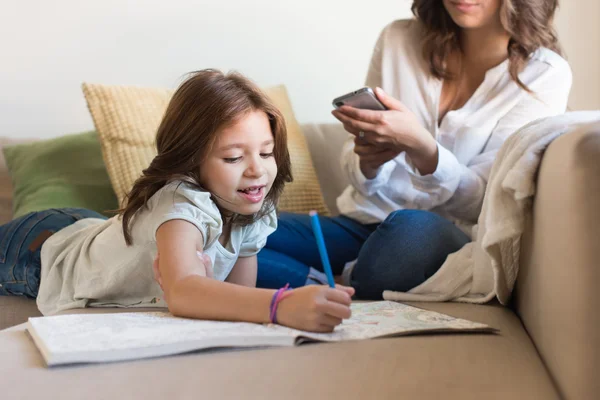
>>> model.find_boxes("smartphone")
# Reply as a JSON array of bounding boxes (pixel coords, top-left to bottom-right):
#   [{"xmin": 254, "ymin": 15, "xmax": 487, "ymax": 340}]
[{"xmin": 332, "ymin": 87, "xmax": 387, "ymax": 111}]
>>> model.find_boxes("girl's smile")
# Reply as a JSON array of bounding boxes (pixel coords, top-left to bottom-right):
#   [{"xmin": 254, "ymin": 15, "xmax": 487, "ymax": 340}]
[{"xmin": 237, "ymin": 185, "xmax": 266, "ymax": 204}]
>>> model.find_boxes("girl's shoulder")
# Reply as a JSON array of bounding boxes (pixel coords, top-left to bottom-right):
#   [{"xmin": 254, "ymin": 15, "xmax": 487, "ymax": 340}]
[{"xmin": 149, "ymin": 180, "xmax": 221, "ymax": 220}]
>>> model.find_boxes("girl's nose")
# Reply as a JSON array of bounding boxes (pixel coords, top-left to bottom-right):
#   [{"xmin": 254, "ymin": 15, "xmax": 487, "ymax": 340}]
[{"xmin": 244, "ymin": 156, "xmax": 267, "ymax": 177}]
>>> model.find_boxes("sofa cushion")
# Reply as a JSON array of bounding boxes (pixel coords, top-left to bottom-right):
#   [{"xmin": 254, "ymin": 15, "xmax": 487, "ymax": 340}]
[
  {"xmin": 0, "ymin": 137, "xmax": 38, "ymax": 224},
  {"xmin": 2, "ymin": 131, "xmax": 119, "ymax": 218},
  {"xmin": 82, "ymin": 82, "xmax": 329, "ymax": 215},
  {"xmin": 0, "ymin": 301, "xmax": 559, "ymax": 399},
  {"xmin": 0, "ymin": 297, "xmax": 41, "ymax": 330},
  {"xmin": 300, "ymin": 123, "xmax": 351, "ymax": 215}
]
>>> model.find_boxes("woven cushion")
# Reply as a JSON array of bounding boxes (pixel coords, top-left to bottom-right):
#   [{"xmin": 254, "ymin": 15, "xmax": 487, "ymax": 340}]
[{"xmin": 82, "ymin": 83, "xmax": 329, "ymax": 215}]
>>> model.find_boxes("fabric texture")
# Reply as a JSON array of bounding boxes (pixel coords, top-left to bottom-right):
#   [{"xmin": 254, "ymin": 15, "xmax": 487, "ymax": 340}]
[
  {"xmin": 257, "ymin": 212, "xmax": 378, "ymax": 288},
  {"xmin": 0, "ymin": 302, "xmax": 561, "ymax": 399},
  {"xmin": 36, "ymin": 181, "xmax": 276, "ymax": 315},
  {"xmin": 514, "ymin": 123, "xmax": 600, "ymax": 400},
  {"xmin": 383, "ymin": 111, "xmax": 600, "ymax": 304},
  {"xmin": 256, "ymin": 210, "xmax": 469, "ymax": 299},
  {"xmin": 0, "ymin": 138, "xmax": 37, "ymax": 224},
  {"xmin": 82, "ymin": 84, "xmax": 171, "ymax": 206},
  {"xmin": 336, "ymin": 19, "xmax": 572, "ymax": 234},
  {"xmin": 2, "ymin": 131, "xmax": 118, "ymax": 218},
  {"xmin": 0, "ymin": 208, "xmax": 106, "ymax": 298},
  {"xmin": 82, "ymin": 82, "xmax": 329, "ymax": 215}
]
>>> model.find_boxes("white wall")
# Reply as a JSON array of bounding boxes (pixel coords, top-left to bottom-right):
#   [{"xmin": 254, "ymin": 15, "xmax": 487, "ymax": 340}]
[
  {"xmin": 1, "ymin": 0, "xmax": 412, "ymax": 139},
  {"xmin": 1, "ymin": 1, "xmax": 598, "ymax": 140},
  {"xmin": 555, "ymin": 0, "xmax": 600, "ymax": 111}
]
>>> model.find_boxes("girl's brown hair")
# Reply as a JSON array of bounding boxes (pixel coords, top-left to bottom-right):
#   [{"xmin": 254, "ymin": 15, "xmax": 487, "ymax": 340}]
[
  {"xmin": 119, "ymin": 69, "xmax": 292, "ymax": 245},
  {"xmin": 412, "ymin": 0, "xmax": 561, "ymax": 91}
]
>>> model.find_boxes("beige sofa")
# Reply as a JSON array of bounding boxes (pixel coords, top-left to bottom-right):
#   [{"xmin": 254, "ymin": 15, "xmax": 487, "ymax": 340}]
[{"xmin": 0, "ymin": 122, "xmax": 599, "ymax": 399}]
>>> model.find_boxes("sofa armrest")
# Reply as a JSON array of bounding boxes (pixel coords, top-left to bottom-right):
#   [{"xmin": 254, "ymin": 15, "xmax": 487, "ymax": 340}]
[{"xmin": 515, "ymin": 123, "xmax": 600, "ymax": 400}]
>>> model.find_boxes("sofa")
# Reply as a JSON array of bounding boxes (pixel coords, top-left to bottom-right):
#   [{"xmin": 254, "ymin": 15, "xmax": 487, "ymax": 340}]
[{"xmin": 1, "ymin": 118, "xmax": 599, "ymax": 399}]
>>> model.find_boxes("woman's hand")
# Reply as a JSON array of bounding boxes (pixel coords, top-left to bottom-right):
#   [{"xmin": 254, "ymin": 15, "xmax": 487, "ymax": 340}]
[
  {"xmin": 332, "ymin": 87, "xmax": 439, "ymax": 176},
  {"xmin": 277, "ymin": 284, "xmax": 355, "ymax": 332}
]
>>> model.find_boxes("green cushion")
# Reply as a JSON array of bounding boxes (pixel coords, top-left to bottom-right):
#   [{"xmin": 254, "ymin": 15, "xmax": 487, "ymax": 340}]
[{"xmin": 3, "ymin": 131, "xmax": 119, "ymax": 218}]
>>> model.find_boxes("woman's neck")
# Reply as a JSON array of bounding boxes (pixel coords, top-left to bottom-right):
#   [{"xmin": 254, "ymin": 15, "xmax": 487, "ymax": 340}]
[{"xmin": 459, "ymin": 25, "xmax": 511, "ymax": 71}]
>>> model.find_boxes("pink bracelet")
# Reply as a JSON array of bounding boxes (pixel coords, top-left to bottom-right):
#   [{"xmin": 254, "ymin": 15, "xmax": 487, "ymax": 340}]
[{"xmin": 269, "ymin": 284, "xmax": 293, "ymax": 324}]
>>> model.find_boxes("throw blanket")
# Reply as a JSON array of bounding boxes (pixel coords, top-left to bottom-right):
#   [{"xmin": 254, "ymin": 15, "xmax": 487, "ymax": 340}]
[{"xmin": 383, "ymin": 111, "xmax": 600, "ymax": 305}]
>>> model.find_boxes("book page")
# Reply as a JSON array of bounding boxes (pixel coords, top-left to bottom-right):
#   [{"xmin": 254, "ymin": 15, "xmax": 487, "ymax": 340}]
[
  {"xmin": 285, "ymin": 301, "xmax": 492, "ymax": 342},
  {"xmin": 28, "ymin": 312, "xmax": 295, "ymax": 358}
]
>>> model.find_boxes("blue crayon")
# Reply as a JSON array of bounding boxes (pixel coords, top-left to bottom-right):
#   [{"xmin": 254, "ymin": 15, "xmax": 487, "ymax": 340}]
[{"xmin": 309, "ymin": 210, "xmax": 336, "ymax": 288}]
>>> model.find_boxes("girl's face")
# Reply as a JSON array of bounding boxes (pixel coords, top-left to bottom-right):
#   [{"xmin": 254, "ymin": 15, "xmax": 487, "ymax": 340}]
[
  {"xmin": 442, "ymin": 0, "xmax": 503, "ymax": 30},
  {"xmin": 200, "ymin": 110, "xmax": 277, "ymax": 216}
]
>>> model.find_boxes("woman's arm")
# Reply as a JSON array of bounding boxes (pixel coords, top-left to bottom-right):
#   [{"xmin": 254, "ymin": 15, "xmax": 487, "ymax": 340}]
[
  {"xmin": 334, "ymin": 61, "xmax": 572, "ymax": 222},
  {"xmin": 339, "ymin": 135, "xmax": 397, "ymax": 197},
  {"xmin": 155, "ymin": 219, "xmax": 355, "ymax": 332},
  {"xmin": 225, "ymin": 255, "xmax": 257, "ymax": 287},
  {"xmin": 405, "ymin": 68, "xmax": 573, "ymax": 222}
]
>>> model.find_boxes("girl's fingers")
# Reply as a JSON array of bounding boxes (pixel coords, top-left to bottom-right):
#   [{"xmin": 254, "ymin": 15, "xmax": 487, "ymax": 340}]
[
  {"xmin": 318, "ymin": 314, "xmax": 343, "ymax": 327},
  {"xmin": 322, "ymin": 301, "xmax": 352, "ymax": 320},
  {"xmin": 197, "ymin": 251, "xmax": 214, "ymax": 279},
  {"xmin": 325, "ymin": 288, "xmax": 352, "ymax": 306},
  {"xmin": 152, "ymin": 255, "xmax": 164, "ymax": 290},
  {"xmin": 335, "ymin": 284, "xmax": 355, "ymax": 297},
  {"xmin": 316, "ymin": 324, "xmax": 336, "ymax": 333}
]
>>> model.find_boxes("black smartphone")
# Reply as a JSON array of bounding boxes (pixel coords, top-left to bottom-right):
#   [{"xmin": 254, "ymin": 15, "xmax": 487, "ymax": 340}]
[{"xmin": 332, "ymin": 87, "xmax": 387, "ymax": 111}]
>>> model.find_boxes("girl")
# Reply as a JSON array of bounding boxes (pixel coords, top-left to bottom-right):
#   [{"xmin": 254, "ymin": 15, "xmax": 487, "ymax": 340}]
[
  {"xmin": 257, "ymin": 0, "xmax": 572, "ymax": 299},
  {"xmin": 0, "ymin": 69, "xmax": 354, "ymax": 333}
]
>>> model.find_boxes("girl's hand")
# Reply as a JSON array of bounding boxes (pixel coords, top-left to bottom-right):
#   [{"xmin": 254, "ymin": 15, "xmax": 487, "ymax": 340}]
[
  {"xmin": 276, "ymin": 284, "xmax": 355, "ymax": 332},
  {"xmin": 153, "ymin": 251, "xmax": 214, "ymax": 293},
  {"xmin": 332, "ymin": 87, "xmax": 439, "ymax": 176}
]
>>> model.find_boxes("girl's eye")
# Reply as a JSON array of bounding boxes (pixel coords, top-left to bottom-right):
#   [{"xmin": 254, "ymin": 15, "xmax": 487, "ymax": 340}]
[
  {"xmin": 223, "ymin": 157, "xmax": 241, "ymax": 163},
  {"xmin": 260, "ymin": 152, "xmax": 274, "ymax": 159}
]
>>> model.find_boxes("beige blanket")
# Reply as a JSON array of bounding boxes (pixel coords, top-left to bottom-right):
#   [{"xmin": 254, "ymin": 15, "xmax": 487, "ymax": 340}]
[{"xmin": 383, "ymin": 111, "xmax": 600, "ymax": 305}]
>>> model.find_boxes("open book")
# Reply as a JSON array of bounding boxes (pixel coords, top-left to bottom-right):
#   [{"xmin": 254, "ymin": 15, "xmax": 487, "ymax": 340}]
[{"xmin": 27, "ymin": 301, "xmax": 494, "ymax": 366}]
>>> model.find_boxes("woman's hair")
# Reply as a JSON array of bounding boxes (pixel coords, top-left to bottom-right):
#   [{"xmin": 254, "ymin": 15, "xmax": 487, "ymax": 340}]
[
  {"xmin": 411, "ymin": 0, "xmax": 561, "ymax": 91},
  {"xmin": 119, "ymin": 69, "xmax": 292, "ymax": 245}
]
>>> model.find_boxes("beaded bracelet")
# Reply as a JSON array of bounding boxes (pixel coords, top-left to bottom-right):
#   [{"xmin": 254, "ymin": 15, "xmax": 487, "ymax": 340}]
[{"xmin": 269, "ymin": 283, "xmax": 293, "ymax": 324}]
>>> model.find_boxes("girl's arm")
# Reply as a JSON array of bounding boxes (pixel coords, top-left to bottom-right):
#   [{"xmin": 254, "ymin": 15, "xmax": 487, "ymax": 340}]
[
  {"xmin": 225, "ymin": 255, "xmax": 258, "ymax": 287},
  {"xmin": 156, "ymin": 219, "xmax": 272, "ymax": 323},
  {"xmin": 155, "ymin": 219, "xmax": 354, "ymax": 332}
]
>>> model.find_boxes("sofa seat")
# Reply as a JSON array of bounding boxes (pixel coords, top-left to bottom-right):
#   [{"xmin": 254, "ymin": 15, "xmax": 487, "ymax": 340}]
[
  {"xmin": 1, "ymin": 301, "xmax": 557, "ymax": 399},
  {"xmin": 0, "ymin": 296, "xmax": 41, "ymax": 328}
]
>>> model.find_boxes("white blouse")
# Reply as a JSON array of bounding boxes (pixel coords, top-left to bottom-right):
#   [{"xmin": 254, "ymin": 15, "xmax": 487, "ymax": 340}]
[{"xmin": 336, "ymin": 19, "xmax": 572, "ymax": 234}]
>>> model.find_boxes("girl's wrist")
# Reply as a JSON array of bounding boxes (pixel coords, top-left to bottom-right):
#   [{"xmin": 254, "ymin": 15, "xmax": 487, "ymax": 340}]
[{"xmin": 269, "ymin": 284, "xmax": 293, "ymax": 324}]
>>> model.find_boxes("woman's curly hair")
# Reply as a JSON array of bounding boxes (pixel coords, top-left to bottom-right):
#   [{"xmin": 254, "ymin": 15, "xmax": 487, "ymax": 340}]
[{"xmin": 412, "ymin": 0, "xmax": 562, "ymax": 91}]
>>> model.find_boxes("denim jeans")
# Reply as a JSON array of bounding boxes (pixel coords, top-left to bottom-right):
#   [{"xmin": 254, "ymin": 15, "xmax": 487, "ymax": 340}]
[
  {"xmin": 0, "ymin": 208, "xmax": 107, "ymax": 298},
  {"xmin": 257, "ymin": 210, "xmax": 471, "ymax": 299}
]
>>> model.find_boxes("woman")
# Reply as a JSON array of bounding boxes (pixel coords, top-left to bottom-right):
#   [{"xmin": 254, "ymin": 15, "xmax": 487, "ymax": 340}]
[{"xmin": 257, "ymin": 0, "xmax": 571, "ymax": 299}]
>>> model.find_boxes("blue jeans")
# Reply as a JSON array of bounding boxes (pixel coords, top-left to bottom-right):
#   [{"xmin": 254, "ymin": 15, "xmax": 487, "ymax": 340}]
[
  {"xmin": 257, "ymin": 210, "xmax": 471, "ymax": 299},
  {"xmin": 0, "ymin": 208, "xmax": 107, "ymax": 298}
]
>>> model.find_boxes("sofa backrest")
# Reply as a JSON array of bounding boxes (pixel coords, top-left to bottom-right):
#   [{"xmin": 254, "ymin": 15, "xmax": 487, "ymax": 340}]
[{"xmin": 300, "ymin": 123, "xmax": 350, "ymax": 216}]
